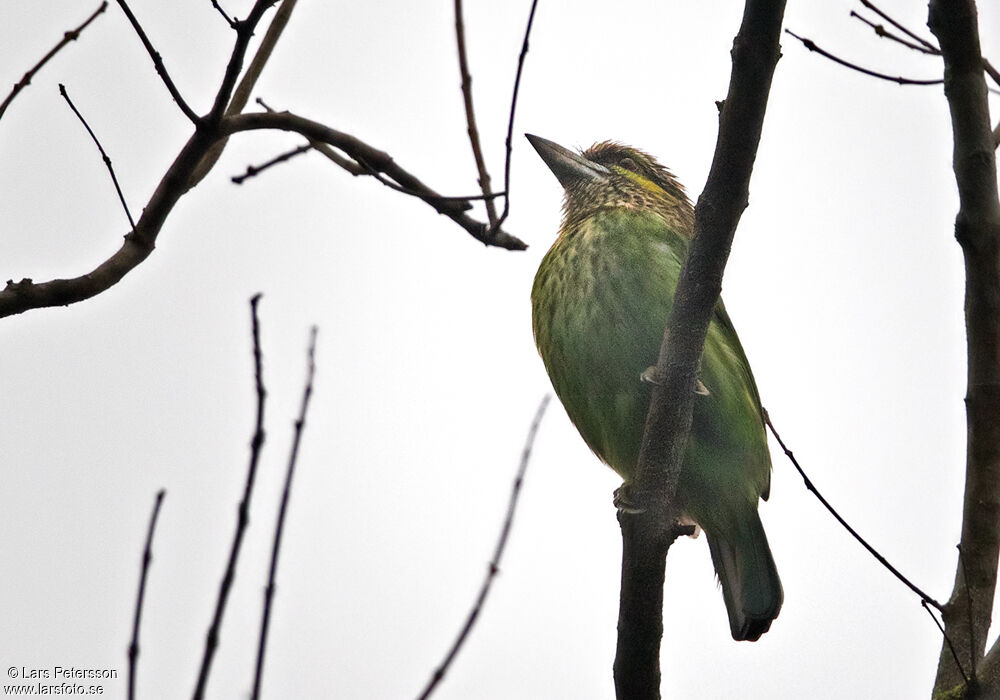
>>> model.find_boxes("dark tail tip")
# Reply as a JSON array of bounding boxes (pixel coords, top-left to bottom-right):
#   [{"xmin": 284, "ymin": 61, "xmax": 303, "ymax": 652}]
[{"xmin": 706, "ymin": 512, "xmax": 783, "ymax": 642}]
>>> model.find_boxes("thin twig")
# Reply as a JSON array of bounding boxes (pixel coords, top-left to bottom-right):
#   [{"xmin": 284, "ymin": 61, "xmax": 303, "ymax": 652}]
[
  {"xmin": 351, "ymin": 154, "xmax": 499, "ymax": 207},
  {"xmin": 852, "ymin": 3, "xmax": 1000, "ymax": 94},
  {"xmin": 850, "ymin": 10, "xmax": 937, "ymax": 55},
  {"xmin": 491, "ymin": 0, "xmax": 540, "ymax": 238},
  {"xmin": 59, "ymin": 84, "xmax": 136, "ymax": 230},
  {"xmin": 763, "ymin": 410, "xmax": 944, "ymax": 610},
  {"xmin": 415, "ymin": 394, "xmax": 551, "ymax": 700},
  {"xmin": 923, "ymin": 600, "xmax": 969, "ymax": 685},
  {"xmin": 785, "ymin": 29, "xmax": 943, "ymax": 85},
  {"xmin": 251, "ymin": 326, "xmax": 318, "ymax": 700},
  {"xmin": 983, "ymin": 59, "xmax": 1000, "ymax": 91},
  {"xmin": 209, "ymin": 0, "xmax": 236, "ymax": 28},
  {"xmin": 206, "ymin": 0, "xmax": 282, "ymax": 124},
  {"xmin": 232, "ymin": 144, "xmax": 312, "ymax": 184},
  {"xmin": 0, "ymin": 2, "xmax": 108, "ymax": 121},
  {"xmin": 112, "ymin": 0, "xmax": 199, "ymax": 123},
  {"xmin": 226, "ymin": 1, "xmax": 296, "ymax": 117},
  {"xmin": 859, "ymin": 0, "xmax": 938, "ymax": 52},
  {"xmin": 454, "ymin": 0, "xmax": 498, "ymax": 228},
  {"xmin": 128, "ymin": 489, "xmax": 166, "ymax": 700},
  {"xmin": 193, "ymin": 295, "xmax": 268, "ymax": 700}
]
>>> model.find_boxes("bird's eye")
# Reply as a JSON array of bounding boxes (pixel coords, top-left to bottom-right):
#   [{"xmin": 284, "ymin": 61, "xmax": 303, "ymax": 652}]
[{"xmin": 619, "ymin": 157, "xmax": 637, "ymax": 172}]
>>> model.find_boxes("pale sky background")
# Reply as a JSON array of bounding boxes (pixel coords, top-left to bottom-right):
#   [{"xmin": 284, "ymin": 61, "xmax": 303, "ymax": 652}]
[{"xmin": 2, "ymin": 1, "xmax": 997, "ymax": 698}]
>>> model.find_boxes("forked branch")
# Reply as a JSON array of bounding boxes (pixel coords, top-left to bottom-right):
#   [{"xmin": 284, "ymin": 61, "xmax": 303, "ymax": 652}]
[{"xmin": 2, "ymin": 0, "xmax": 526, "ymax": 324}]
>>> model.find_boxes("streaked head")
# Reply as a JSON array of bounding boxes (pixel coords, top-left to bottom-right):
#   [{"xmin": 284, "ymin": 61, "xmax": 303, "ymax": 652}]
[{"xmin": 526, "ymin": 134, "xmax": 693, "ymax": 230}]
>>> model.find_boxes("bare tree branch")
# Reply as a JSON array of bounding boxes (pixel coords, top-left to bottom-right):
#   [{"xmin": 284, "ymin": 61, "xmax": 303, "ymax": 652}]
[
  {"xmin": 0, "ymin": 123, "xmax": 213, "ymax": 319},
  {"xmin": 416, "ymin": 394, "xmax": 551, "ymax": 700},
  {"xmin": 193, "ymin": 294, "xmax": 268, "ymax": 700},
  {"xmin": 854, "ymin": 2, "xmax": 1000, "ymax": 97},
  {"xmin": 859, "ymin": 0, "xmax": 939, "ymax": 52},
  {"xmin": 0, "ymin": 111, "xmax": 523, "ymax": 321},
  {"xmin": 224, "ymin": 111, "xmax": 527, "ymax": 249},
  {"xmin": 454, "ymin": 0, "xmax": 498, "ymax": 228},
  {"xmin": 127, "ymin": 489, "xmax": 166, "ymax": 700},
  {"xmin": 850, "ymin": 10, "xmax": 938, "ymax": 55},
  {"xmin": 59, "ymin": 83, "xmax": 136, "ymax": 230},
  {"xmin": 0, "ymin": 2, "xmax": 108, "ymax": 121},
  {"xmin": 251, "ymin": 326, "xmax": 317, "ymax": 700},
  {"xmin": 255, "ymin": 97, "xmax": 366, "ymax": 175},
  {"xmin": 927, "ymin": 1, "xmax": 1000, "ymax": 696},
  {"xmin": 785, "ymin": 28, "xmax": 943, "ymax": 85},
  {"xmin": 112, "ymin": 0, "xmax": 199, "ymax": 123},
  {"xmin": 0, "ymin": 0, "xmax": 526, "ymax": 321},
  {"xmin": 613, "ymin": 2, "xmax": 786, "ymax": 697},
  {"xmin": 246, "ymin": 101, "xmax": 501, "ymax": 206}
]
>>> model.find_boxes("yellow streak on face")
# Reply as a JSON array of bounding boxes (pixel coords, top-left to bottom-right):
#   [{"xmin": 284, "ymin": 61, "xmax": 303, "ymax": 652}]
[{"xmin": 614, "ymin": 165, "xmax": 667, "ymax": 197}]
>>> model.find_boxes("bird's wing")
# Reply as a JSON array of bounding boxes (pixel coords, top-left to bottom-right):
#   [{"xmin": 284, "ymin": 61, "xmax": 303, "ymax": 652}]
[{"xmin": 711, "ymin": 298, "xmax": 771, "ymax": 499}]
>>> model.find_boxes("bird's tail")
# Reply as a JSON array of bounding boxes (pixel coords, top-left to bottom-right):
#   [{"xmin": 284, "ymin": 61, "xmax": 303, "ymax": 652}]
[{"xmin": 705, "ymin": 511, "xmax": 783, "ymax": 641}]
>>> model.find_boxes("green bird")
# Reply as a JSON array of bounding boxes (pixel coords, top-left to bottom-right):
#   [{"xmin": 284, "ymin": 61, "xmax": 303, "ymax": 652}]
[{"xmin": 527, "ymin": 134, "xmax": 782, "ymax": 641}]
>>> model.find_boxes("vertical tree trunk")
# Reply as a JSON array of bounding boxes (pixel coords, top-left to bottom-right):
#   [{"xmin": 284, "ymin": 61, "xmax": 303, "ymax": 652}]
[{"xmin": 927, "ymin": 1, "xmax": 1000, "ymax": 697}]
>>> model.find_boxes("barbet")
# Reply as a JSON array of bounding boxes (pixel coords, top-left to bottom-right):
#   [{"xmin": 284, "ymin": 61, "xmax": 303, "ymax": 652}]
[{"xmin": 527, "ymin": 135, "xmax": 782, "ymax": 641}]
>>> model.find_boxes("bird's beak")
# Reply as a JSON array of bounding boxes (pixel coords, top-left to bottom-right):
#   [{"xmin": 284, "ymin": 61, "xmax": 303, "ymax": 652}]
[{"xmin": 525, "ymin": 134, "xmax": 609, "ymax": 189}]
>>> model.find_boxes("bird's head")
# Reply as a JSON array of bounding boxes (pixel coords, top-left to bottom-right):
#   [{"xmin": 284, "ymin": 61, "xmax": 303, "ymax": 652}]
[{"xmin": 526, "ymin": 134, "xmax": 693, "ymax": 232}]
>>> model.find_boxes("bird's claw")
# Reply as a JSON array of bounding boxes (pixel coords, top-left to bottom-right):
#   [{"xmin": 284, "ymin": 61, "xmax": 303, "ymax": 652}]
[
  {"xmin": 613, "ymin": 485, "xmax": 645, "ymax": 515},
  {"xmin": 640, "ymin": 366, "xmax": 711, "ymax": 396},
  {"xmin": 640, "ymin": 366, "xmax": 660, "ymax": 386}
]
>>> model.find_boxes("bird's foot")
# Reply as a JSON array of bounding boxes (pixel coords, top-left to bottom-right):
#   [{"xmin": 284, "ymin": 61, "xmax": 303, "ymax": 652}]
[
  {"xmin": 640, "ymin": 366, "xmax": 711, "ymax": 396},
  {"xmin": 614, "ymin": 485, "xmax": 702, "ymax": 539},
  {"xmin": 613, "ymin": 484, "xmax": 645, "ymax": 515},
  {"xmin": 639, "ymin": 366, "xmax": 661, "ymax": 385}
]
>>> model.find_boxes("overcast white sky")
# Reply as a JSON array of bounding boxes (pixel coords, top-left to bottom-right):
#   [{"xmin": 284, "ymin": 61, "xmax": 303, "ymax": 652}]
[{"xmin": 2, "ymin": 1, "xmax": 997, "ymax": 698}]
